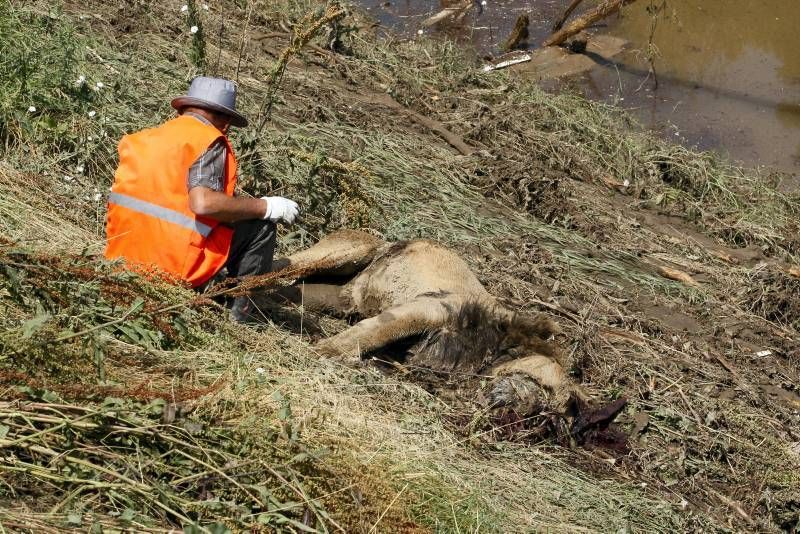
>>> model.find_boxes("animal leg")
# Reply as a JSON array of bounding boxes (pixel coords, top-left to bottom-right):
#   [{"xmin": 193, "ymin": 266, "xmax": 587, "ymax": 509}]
[
  {"xmin": 270, "ymin": 283, "xmax": 353, "ymax": 315},
  {"xmin": 315, "ymin": 298, "xmax": 456, "ymax": 360},
  {"xmin": 275, "ymin": 230, "xmax": 385, "ymax": 277}
]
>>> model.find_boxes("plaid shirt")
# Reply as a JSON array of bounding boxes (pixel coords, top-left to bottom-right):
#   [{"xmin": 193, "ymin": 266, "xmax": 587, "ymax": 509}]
[{"xmin": 185, "ymin": 112, "xmax": 226, "ymax": 192}]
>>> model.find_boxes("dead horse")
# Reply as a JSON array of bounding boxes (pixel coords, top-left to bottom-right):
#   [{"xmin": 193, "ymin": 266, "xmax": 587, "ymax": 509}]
[{"xmin": 273, "ymin": 230, "xmax": 591, "ymax": 416}]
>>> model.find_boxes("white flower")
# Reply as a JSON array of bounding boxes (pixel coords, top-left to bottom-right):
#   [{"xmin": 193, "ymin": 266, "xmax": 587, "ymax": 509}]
[
  {"xmin": 87, "ymin": 136, "xmax": 93, "ymax": 141},
  {"xmin": 93, "ymin": 191, "xmax": 102, "ymax": 202},
  {"xmin": 481, "ymin": 0, "xmax": 487, "ymax": 5},
  {"xmin": 88, "ymin": 110, "xmax": 96, "ymax": 118},
  {"xmin": 256, "ymin": 367, "xmax": 265, "ymax": 374},
  {"xmin": 27, "ymin": 106, "xmax": 36, "ymax": 113},
  {"xmin": 622, "ymin": 179, "xmax": 630, "ymax": 188},
  {"xmin": 75, "ymin": 165, "xmax": 84, "ymax": 174},
  {"xmin": 180, "ymin": 4, "xmax": 188, "ymax": 12},
  {"xmin": 76, "ymin": 75, "xmax": 86, "ymax": 86},
  {"xmin": 94, "ymin": 81, "xmax": 104, "ymax": 91},
  {"xmin": 202, "ymin": 4, "xmax": 209, "ymax": 10},
  {"xmin": 190, "ymin": 25, "xmax": 199, "ymax": 34},
  {"xmin": 63, "ymin": 175, "xmax": 73, "ymax": 183},
  {"xmin": 417, "ymin": 29, "xmax": 423, "ymax": 35}
]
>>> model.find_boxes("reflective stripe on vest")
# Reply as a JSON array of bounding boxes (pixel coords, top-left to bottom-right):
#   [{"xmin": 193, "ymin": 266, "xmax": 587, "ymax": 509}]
[{"xmin": 108, "ymin": 192, "xmax": 213, "ymax": 238}]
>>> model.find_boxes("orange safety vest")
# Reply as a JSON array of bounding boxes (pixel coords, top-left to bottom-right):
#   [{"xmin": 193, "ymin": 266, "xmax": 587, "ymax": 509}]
[{"xmin": 105, "ymin": 115, "xmax": 237, "ymax": 287}]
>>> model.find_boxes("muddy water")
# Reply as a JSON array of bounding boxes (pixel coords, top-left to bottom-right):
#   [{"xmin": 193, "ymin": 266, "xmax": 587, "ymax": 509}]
[
  {"xmin": 356, "ymin": 1, "xmax": 800, "ymax": 177},
  {"xmin": 593, "ymin": 0, "xmax": 800, "ymax": 177}
]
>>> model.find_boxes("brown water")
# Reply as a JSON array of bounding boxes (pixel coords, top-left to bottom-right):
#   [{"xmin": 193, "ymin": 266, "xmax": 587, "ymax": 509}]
[{"xmin": 356, "ymin": 1, "xmax": 800, "ymax": 177}]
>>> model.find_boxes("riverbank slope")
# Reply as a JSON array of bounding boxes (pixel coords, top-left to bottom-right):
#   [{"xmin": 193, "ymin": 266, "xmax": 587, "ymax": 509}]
[{"xmin": 1, "ymin": 0, "xmax": 798, "ymax": 531}]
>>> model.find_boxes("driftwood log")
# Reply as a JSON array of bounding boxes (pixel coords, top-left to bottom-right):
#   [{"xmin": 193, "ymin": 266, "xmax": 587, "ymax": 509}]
[
  {"xmin": 544, "ymin": 0, "xmax": 638, "ymax": 47},
  {"xmin": 551, "ymin": 0, "xmax": 585, "ymax": 32},
  {"xmin": 421, "ymin": 0, "xmax": 474, "ymax": 27}
]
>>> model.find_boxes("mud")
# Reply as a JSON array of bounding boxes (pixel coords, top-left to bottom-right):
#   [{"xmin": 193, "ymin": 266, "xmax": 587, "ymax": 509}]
[
  {"xmin": 510, "ymin": 34, "xmax": 628, "ymax": 80},
  {"xmin": 468, "ymin": 156, "xmax": 585, "ymax": 228}
]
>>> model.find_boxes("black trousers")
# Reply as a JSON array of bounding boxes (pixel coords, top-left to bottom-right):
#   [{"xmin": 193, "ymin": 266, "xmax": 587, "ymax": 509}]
[{"xmin": 224, "ymin": 219, "xmax": 277, "ymax": 278}]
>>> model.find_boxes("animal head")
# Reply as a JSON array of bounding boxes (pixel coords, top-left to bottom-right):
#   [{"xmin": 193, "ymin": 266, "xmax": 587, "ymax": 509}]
[
  {"xmin": 490, "ymin": 354, "xmax": 589, "ymax": 414},
  {"xmin": 406, "ymin": 300, "xmax": 592, "ymax": 417}
]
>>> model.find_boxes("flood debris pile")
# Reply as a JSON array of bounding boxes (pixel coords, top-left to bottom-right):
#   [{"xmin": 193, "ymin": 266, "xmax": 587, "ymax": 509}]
[
  {"xmin": 1, "ymin": 0, "xmax": 799, "ymax": 531},
  {"xmin": 743, "ymin": 265, "xmax": 800, "ymax": 332}
]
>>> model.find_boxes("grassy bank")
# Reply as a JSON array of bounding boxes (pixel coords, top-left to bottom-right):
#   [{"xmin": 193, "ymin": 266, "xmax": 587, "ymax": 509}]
[{"xmin": 1, "ymin": 0, "xmax": 798, "ymax": 531}]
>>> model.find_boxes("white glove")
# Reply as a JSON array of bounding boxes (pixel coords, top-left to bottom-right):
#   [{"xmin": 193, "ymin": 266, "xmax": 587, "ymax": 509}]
[{"xmin": 261, "ymin": 196, "xmax": 299, "ymax": 224}]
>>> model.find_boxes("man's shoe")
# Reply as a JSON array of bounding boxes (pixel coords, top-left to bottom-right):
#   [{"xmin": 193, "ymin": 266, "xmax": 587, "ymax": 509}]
[{"xmin": 229, "ymin": 296, "xmax": 254, "ymax": 323}]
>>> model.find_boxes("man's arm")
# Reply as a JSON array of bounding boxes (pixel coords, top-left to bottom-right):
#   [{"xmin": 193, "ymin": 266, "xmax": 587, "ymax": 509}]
[
  {"xmin": 189, "ymin": 187, "xmax": 299, "ymax": 224},
  {"xmin": 188, "ymin": 186, "xmax": 267, "ymax": 223},
  {"xmin": 185, "ymin": 139, "xmax": 297, "ymax": 224}
]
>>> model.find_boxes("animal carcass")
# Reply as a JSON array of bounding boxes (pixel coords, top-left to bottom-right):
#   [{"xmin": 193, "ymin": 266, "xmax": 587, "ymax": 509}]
[{"xmin": 273, "ymin": 230, "xmax": 589, "ymax": 418}]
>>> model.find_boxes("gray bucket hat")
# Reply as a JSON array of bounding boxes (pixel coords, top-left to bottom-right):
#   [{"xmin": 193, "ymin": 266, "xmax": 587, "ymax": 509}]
[{"xmin": 171, "ymin": 76, "xmax": 248, "ymax": 127}]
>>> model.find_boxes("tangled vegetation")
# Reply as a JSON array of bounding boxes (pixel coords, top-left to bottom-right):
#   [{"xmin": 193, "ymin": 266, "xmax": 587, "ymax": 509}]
[
  {"xmin": 1, "ymin": 0, "xmax": 798, "ymax": 531},
  {"xmin": 0, "ymin": 398, "xmax": 345, "ymax": 531}
]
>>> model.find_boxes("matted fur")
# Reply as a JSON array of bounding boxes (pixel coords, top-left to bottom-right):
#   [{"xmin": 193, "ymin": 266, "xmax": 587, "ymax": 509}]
[{"xmin": 409, "ymin": 301, "xmax": 558, "ymax": 375}]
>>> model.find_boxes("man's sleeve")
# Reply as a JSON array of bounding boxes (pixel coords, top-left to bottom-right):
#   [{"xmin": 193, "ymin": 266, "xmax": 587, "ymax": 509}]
[{"xmin": 187, "ymin": 139, "xmax": 226, "ymax": 192}]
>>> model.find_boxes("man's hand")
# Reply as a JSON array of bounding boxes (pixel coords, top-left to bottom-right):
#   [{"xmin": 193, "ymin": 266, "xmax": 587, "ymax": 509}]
[{"xmin": 261, "ymin": 196, "xmax": 299, "ymax": 224}]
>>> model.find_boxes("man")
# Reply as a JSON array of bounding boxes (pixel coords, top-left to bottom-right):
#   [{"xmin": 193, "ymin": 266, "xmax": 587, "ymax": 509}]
[{"xmin": 105, "ymin": 76, "xmax": 298, "ymax": 321}]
